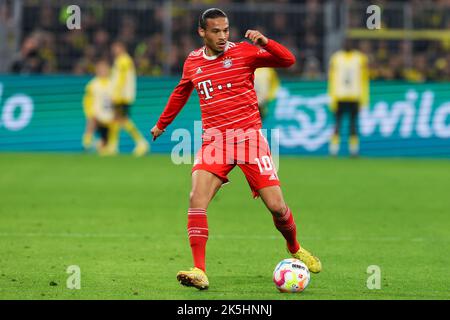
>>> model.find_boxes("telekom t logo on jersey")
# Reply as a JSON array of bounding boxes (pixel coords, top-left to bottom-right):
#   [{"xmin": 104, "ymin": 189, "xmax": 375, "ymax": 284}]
[{"xmin": 198, "ymin": 80, "xmax": 232, "ymax": 100}]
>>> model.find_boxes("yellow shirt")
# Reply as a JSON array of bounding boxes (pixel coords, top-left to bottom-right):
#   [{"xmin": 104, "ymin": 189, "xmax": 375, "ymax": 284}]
[
  {"xmin": 254, "ymin": 68, "xmax": 280, "ymax": 105},
  {"xmin": 328, "ymin": 50, "xmax": 369, "ymax": 111},
  {"xmin": 111, "ymin": 53, "xmax": 136, "ymax": 104},
  {"xmin": 83, "ymin": 77, "xmax": 114, "ymax": 124}
]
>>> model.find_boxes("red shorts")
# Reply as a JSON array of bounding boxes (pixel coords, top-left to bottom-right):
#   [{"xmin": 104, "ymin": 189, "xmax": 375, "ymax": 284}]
[{"xmin": 192, "ymin": 129, "xmax": 280, "ymax": 198}]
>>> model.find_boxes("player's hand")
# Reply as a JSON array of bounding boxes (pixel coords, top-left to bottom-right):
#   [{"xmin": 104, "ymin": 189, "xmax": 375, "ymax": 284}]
[
  {"xmin": 245, "ymin": 30, "xmax": 268, "ymax": 46},
  {"xmin": 150, "ymin": 125, "xmax": 165, "ymax": 141}
]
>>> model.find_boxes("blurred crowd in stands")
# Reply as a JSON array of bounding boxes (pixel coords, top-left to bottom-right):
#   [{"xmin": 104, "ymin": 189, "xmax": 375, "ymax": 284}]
[{"xmin": 5, "ymin": 0, "xmax": 450, "ymax": 81}]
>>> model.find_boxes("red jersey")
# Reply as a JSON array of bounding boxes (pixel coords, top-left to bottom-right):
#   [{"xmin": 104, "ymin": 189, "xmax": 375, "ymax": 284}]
[{"xmin": 156, "ymin": 39, "xmax": 295, "ymax": 137}]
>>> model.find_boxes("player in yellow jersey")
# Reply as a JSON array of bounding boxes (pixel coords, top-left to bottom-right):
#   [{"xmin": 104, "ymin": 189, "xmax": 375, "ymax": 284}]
[
  {"xmin": 254, "ymin": 67, "xmax": 280, "ymax": 120},
  {"xmin": 328, "ymin": 40, "xmax": 369, "ymax": 157},
  {"xmin": 109, "ymin": 41, "xmax": 149, "ymax": 156},
  {"xmin": 82, "ymin": 60, "xmax": 115, "ymax": 154}
]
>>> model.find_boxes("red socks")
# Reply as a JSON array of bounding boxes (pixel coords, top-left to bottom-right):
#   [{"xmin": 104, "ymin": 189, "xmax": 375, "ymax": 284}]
[
  {"xmin": 186, "ymin": 207, "xmax": 298, "ymax": 271},
  {"xmin": 273, "ymin": 207, "xmax": 300, "ymax": 254},
  {"xmin": 187, "ymin": 208, "xmax": 208, "ymax": 272}
]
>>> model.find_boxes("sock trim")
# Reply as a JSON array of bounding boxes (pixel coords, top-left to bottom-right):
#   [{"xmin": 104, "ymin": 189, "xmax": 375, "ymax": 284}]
[
  {"xmin": 276, "ymin": 207, "xmax": 291, "ymax": 222},
  {"xmin": 188, "ymin": 235, "xmax": 208, "ymax": 239},
  {"xmin": 188, "ymin": 209, "xmax": 207, "ymax": 216},
  {"xmin": 188, "ymin": 227, "xmax": 209, "ymax": 231},
  {"xmin": 188, "ymin": 208, "xmax": 207, "ymax": 212}
]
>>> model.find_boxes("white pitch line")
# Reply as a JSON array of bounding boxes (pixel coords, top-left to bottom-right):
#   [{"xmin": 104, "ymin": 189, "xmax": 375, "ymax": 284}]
[{"xmin": 0, "ymin": 232, "xmax": 448, "ymax": 243}]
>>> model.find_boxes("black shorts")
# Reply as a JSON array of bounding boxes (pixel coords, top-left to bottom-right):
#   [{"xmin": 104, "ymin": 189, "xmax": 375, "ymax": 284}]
[
  {"xmin": 96, "ymin": 123, "xmax": 109, "ymax": 143},
  {"xmin": 113, "ymin": 103, "xmax": 131, "ymax": 118},
  {"xmin": 336, "ymin": 101, "xmax": 359, "ymax": 116},
  {"xmin": 335, "ymin": 101, "xmax": 359, "ymax": 136}
]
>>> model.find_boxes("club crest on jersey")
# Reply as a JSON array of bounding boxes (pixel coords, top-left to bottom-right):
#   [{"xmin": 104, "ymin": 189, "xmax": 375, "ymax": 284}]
[{"xmin": 223, "ymin": 57, "xmax": 232, "ymax": 68}]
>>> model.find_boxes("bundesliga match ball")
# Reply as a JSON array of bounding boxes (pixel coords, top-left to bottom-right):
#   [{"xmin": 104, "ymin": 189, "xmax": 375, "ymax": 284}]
[{"xmin": 273, "ymin": 258, "xmax": 310, "ymax": 293}]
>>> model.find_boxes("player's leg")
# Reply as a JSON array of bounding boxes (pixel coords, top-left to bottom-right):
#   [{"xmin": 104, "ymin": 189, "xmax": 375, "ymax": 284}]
[
  {"xmin": 96, "ymin": 124, "xmax": 108, "ymax": 152},
  {"xmin": 186, "ymin": 170, "xmax": 223, "ymax": 271},
  {"xmin": 97, "ymin": 123, "xmax": 112, "ymax": 155},
  {"xmin": 238, "ymin": 131, "xmax": 322, "ymax": 273},
  {"xmin": 349, "ymin": 102, "xmax": 360, "ymax": 157},
  {"xmin": 82, "ymin": 117, "xmax": 96, "ymax": 150},
  {"xmin": 118, "ymin": 104, "xmax": 149, "ymax": 156},
  {"xmin": 258, "ymin": 185, "xmax": 298, "ymax": 252},
  {"xmin": 329, "ymin": 102, "xmax": 343, "ymax": 156},
  {"xmin": 105, "ymin": 105, "xmax": 122, "ymax": 155},
  {"xmin": 177, "ymin": 168, "xmax": 227, "ymax": 290},
  {"xmin": 189, "ymin": 169, "xmax": 224, "ymax": 209},
  {"xmin": 258, "ymin": 185, "xmax": 322, "ymax": 273},
  {"xmin": 82, "ymin": 99, "xmax": 96, "ymax": 150}
]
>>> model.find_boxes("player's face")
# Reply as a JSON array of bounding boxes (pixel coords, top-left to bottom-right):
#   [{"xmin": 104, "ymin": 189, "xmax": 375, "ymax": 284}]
[
  {"xmin": 111, "ymin": 43, "xmax": 122, "ymax": 57},
  {"xmin": 199, "ymin": 17, "xmax": 230, "ymax": 55},
  {"xmin": 96, "ymin": 63, "xmax": 109, "ymax": 77}
]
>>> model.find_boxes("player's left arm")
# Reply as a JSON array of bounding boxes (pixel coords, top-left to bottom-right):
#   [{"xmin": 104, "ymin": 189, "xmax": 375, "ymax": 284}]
[
  {"xmin": 245, "ymin": 30, "xmax": 296, "ymax": 69},
  {"xmin": 112, "ymin": 58, "xmax": 128, "ymax": 103}
]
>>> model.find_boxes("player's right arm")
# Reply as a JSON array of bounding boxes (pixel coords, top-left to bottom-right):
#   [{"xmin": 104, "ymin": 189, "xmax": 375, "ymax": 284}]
[
  {"xmin": 328, "ymin": 53, "xmax": 337, "ymax": 112},
  {"xmin": 151, "ymin": 60, "xmax": 194, "ymax": 141},
  {"xmin": 244, "ymin": 30, "xmax": 296, "ymax": 69},
  {"xmin": 83, "ymin": 81, "xmax": 95, "ymax": 119}
]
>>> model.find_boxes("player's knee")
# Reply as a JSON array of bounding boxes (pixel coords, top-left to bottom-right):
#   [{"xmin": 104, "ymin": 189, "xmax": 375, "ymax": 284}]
[
  {"xmin": 189, "ymin": 190, "xmax": 209, "ymax": 209},
  {"xmin": 267, "ymin": 200, "xmax": 287, "ymax": 217}
]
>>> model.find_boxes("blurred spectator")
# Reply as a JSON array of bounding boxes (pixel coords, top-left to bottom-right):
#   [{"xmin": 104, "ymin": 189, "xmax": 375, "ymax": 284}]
[
  {"xmin": 302, "ymin": 55, "xmax": 321, "ymax": 80},
  {"xmin": 117, "ymin": 15, "xmax": 138, "ymax": 51},
  {"xmin": 93, "ymin": 28, "xmax": 111, "ymax": 58},
  {"xmin": 9, "ymin": 0, "xmax": 450, "ymax": 81},
  {"xmin": 73, "ymin": 45, "xmax": 97, "ymax": 75},
  {"xmin": 11, "ymin": 36, "xmax": 46, "ymax": 74},
  {"xmin": 13, "ymin": 1, "xmax": 305, "ymax": 76},
  {"xmin": 0, "ymin": 1, "xmax": 17, "ymax": 72},
  {"xmin": 403, "ymin": 54, "xmax": 428, "ymax": 82},
  {"xmin": 134, "ymin": 34, "xmax": 164, "ymax": 75}
]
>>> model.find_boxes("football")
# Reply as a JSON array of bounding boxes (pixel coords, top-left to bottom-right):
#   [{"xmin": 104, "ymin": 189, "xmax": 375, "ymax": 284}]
[{"xmin": 273, "ymin": 258, "xmax": 310, "ymax": 293}]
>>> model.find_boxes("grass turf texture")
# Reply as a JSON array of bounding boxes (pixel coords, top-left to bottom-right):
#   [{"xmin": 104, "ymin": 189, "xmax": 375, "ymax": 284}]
[{"xmin": 0, "ymin": 153, "xmax": 449, "ymax": 300}]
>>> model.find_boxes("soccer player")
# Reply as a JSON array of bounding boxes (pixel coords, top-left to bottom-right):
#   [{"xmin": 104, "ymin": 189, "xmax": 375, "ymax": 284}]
[
  {"xmin": 109, "ymin": 41, "xmax": 149, "ymax": 156},
  {"xmin": 254, "ymin": 67, "xmax": 280, "ymax": 120},
  {"xmin": 150, "ymin": 8, "xmax": 321, "ymax": 290},
  {"xmin": 328, "ymin": 39, "xmax": 369, "ymax": 157},
  {"xmin": 82, "ymin": 60, "xmax": 115, "ymax": 154}
]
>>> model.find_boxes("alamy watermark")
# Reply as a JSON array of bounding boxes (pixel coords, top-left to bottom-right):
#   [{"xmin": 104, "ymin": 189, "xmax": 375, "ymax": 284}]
[
  {"xmin": 366, "ymin": 5, "xmax": 381, "ymax": 30},
  {"xmin": 66, "ymin": 5, "xmax": 81, "ymax": 30},
  {"xmin": 169, "ymin": 122, "xmax": 280, "ymax": 173},
  {"xmin": 366, "ymin": 265, "xmax": 381, "ymax": 290},
  {"xmin": 66, "ymin": 265, "xmax": 81, "ymax": 289}
]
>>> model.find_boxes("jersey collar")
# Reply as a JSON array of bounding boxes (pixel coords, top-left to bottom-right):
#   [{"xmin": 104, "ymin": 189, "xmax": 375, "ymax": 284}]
[{"xmin": 202, "ymin": 42, "xmax": 230, "ymax": 60}]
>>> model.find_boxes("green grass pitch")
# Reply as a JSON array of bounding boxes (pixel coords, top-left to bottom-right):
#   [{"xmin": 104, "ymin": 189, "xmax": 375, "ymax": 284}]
[{"xmin": 0, "ymin": 153, "xmax": 449, "ymax": 300}]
